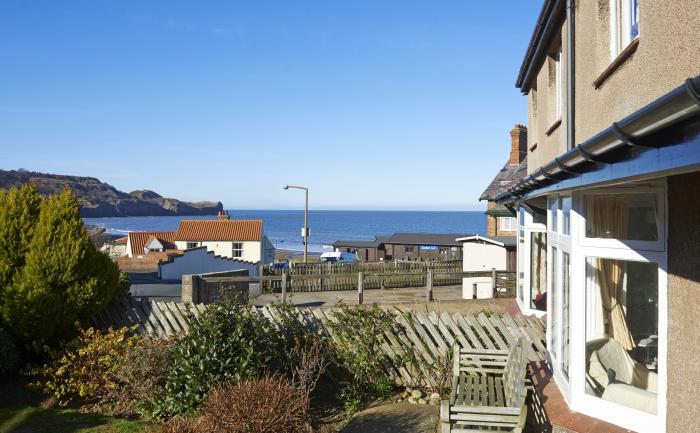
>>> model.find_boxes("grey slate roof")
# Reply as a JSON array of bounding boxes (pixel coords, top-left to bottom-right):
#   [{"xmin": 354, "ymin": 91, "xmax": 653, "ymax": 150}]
[
  {"xmin": 479, "ymin": 160, "xmax": 527, "ymax": 201},
  {"xmin": 384, "ymin": 233, "xmax": 473, "ymax": 247},
  {"xmin": 333, "ymin": 239, "xmax": 384, "ymax": 248}
]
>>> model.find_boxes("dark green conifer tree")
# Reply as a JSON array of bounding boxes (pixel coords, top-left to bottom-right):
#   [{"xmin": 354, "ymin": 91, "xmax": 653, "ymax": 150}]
[
  {"xmin": 2, "ymin": 189, "xmax": 119, "ymax": 348},
  {"xmin": 0, "ymin": 184, "xmax": 42, "ymax": 310}
]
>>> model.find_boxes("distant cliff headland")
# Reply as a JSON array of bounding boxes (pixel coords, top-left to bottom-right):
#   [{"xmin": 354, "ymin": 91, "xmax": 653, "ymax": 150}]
[{"xmin": 0, "ymin": 169, "xmax": 224, "ymax": 218}]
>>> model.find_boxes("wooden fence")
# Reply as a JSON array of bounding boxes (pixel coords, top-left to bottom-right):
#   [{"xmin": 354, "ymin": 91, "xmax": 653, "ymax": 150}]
[
  {"xmin": 262, "ymin": 260, "xmax": 464, "ymax": 292},
  {"xmin": 92, "ymin": 298, "xmax": 546, "ymax": 387}
]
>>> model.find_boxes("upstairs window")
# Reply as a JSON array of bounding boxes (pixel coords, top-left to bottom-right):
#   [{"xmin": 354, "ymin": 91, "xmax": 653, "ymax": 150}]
[
  {"xmin": 186, "ymin": 242, "xmax": 199, "ymax": 249},
  {"xmin": 232, "ymin": 242, "xmax": 243, "ymax": 258},
  {"xmin": 554, "ymin": 47, "xmax": 562, "ymax": 121},
  {"xmin": 611, "ymin": 0, "xmax": 640, "ymax": 58},
  {"xmin": 499, "ymin": 217, "xmax": 517, "ymax": 231}
]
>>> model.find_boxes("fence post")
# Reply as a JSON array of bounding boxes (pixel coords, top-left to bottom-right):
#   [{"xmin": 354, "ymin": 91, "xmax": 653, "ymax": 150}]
[
  {"xmin": 281, "ymin": 272, "xmax": 287, "ymax": 304},
  {"xmin": 358, "ymin": 271, "xmax": 364, "ymax": 305},
  {"xmin": 491, "ymin": 268, "xmax": 497, "ymax": 298},
  {"xmin": 426, "ymin": 269, "xmax": 433, "ymax": 302}
]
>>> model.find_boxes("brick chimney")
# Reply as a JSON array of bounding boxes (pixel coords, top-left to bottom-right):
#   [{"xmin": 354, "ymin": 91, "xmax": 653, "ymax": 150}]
[
  {"xmin": 509, "ymin": 124, "xmax": 527, "ymax": 166},
  {"xmin": 216, "ymin": 211, "xmax": 230, "ymax": 220}
]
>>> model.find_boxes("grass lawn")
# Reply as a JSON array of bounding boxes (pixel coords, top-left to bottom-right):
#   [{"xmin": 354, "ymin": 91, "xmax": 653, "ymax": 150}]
[{"xmin": 0, "ymin": 406, "xmax": 150, "ymax": 433}]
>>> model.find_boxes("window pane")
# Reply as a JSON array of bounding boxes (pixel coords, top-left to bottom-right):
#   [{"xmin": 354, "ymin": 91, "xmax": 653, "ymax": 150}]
[
  {"xmin": 549, "ymin": 197, "xmax": 558, "ymax": 233},
  {"xmin": 561, "ymin": 252, "xmax": 570, "ymax": 379},
  {"xmin": 630, "ymin": 0, "xmax": 639, "ymax": 39},
  {"xmin": 585, "ymin": 193, "xmax": 658, "ymax": 241},
  {"xmin": 585, "ymin": 257, "xmax": 658, "ymax": 414},
  {"xmin": 550, "ymin": 247, "xmax": 558, "ymax": 360},
  {"xmin": 530, "ymin": 232, "xmax": 547, "ymax": 311},
  {"xmin": 561, "ymin": 196, "xmax": 571, "ymax": 236}
]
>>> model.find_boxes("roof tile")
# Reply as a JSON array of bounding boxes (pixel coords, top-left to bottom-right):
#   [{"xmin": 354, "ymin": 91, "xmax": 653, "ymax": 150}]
[{"xmin": 174, "ymin": 219, "xmax": 262, "ymax": 242}]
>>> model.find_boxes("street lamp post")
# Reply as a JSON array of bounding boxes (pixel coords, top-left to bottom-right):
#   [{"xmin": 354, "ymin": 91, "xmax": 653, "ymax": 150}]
[{"xmin": 283, "ymin": 185, "xmax": 309, "ymax": 263}]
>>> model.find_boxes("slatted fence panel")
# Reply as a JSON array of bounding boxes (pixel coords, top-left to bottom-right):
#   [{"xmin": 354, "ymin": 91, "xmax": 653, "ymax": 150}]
[{"xmin": 93, "ymin": 299, "xmax": 546, "ymax": 387}]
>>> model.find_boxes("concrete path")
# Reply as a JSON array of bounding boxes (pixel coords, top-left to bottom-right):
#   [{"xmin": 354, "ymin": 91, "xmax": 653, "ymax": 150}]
[{"xmin": 342, "ymin": 402, "xmax": 438, "ymax": 433}]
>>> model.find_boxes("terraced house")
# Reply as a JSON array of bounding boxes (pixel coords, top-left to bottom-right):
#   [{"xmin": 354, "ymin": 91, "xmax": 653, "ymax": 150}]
[{"xmin": 494, "ymin": 1, "xmax": 700, "ymax": 432}]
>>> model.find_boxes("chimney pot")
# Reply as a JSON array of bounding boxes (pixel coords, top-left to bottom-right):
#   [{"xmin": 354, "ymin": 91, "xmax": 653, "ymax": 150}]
[{"xmin": 216, "ymin": 211, "xmax": 230, "ymax": 220}]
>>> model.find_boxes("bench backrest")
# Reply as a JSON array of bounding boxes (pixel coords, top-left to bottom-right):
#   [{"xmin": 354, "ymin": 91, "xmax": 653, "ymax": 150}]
[{"xmin": 502, "ymin": 337, "xmax": 527, "ymax": 408}]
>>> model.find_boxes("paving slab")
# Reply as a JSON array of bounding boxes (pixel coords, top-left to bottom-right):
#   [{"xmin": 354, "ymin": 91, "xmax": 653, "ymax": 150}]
[{"xmin": 341, "ymin": 402, "xmax": 438, "ymax": 433}]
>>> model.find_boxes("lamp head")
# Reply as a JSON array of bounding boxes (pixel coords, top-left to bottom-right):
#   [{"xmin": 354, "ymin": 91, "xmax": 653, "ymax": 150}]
[{"xmin": 283, "ymin": 185, "xmax": 289, "ymax": 190}]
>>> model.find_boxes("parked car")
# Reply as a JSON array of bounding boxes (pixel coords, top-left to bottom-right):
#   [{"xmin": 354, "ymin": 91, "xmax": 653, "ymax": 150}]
[{"xmin": 319, "ymin": 251, "xmax": 359, "ymax": 263}]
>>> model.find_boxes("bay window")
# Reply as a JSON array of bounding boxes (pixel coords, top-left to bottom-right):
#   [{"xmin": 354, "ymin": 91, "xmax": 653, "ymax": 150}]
[{"xmin": 584, "ymin": 257, "xmax": 659, "ymax": 415}]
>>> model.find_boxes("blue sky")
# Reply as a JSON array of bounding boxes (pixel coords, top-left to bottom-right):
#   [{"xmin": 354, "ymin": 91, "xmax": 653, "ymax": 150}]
[{"xmin": 0, "ymin": 1, "xmax": 539, "ymax": 211}]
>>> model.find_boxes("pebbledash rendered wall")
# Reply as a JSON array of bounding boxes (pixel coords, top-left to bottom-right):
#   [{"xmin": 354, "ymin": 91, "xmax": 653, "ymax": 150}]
[
  {"xmin": 666, "ymin": 171, "xmax": 700, "ymax": 433},
  {"xmin": 526, "ymin": 0, "xmax": 700, "ymax": 175}
]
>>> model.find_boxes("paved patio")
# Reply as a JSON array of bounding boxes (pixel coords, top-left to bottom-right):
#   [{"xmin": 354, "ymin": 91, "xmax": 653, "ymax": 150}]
[{"xmin": 341, "ymin": 402, "xmax": 438, "ymax": 433}]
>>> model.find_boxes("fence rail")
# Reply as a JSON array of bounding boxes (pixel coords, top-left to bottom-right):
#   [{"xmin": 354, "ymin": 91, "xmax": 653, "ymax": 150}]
[
  {"xmin": 92, "ymin": 298, "xmax": 546, "ymax": 387},
  {"xmin": 214, "ymin": 268, "xmax": 515, "ymax": 295}
]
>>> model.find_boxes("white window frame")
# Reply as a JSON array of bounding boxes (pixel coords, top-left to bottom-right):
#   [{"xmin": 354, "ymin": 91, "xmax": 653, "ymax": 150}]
[
  {"xmin": 610, "ymin": 0, "xmax": 640, "ymax": 59},
  {"xmin": 498, "ymin": 216, "xmax": 517, "ymax": 231},
  {"xmin": 186, "ymin": 241, "xmax": 200, "ymax": 249},
  {"xmin": 517, "ymin": 206, "xmax": 547, "ymax": 317},
  {"xmin": 553, "ymin": 186, "xmax": 668, "ymax": 433},
  {"xmin": 554, "ymin": 47, "xmax": 563, "ymax": 121},
  {"xmin": 547, "ymin": 193, "xmax": 573, "ymax": 398},
  {"xmin": 232, "ymin": 242, "xmax": 243, "ymax": 258},
  {"xmin": 578, "ymin": 184, "xmax": 666, "ymax": 252}
]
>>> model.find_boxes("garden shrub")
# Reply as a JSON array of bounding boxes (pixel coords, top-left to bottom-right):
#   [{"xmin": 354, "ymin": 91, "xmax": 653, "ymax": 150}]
[
  {"xmin": 152, "ymin": 300, "xmax": 279, "ymax": 418},
  {"xmin": 1, "ymin": 188, "xmax": 120, "ymax": 349},
  {"xmin": 114, "ymin": 337, "xmax": 175, "ymax": 416},
  {"xmin": 325, "ymin": 304, "xmax": 397, "ymax": 411},
  {"xmin": 199, "ymin": 376, "xmax": 311, "ymax": 433},
  {"xmin": 0, "ymin": 184, "xmax": 42, "ymax": 309},
  {"xmin": 0, "ymin": 327, "xmax": 20, "ymax": 375},
  {"xmin": 31, "ymin": 326, "xmax": 141, "ymax": 410}
]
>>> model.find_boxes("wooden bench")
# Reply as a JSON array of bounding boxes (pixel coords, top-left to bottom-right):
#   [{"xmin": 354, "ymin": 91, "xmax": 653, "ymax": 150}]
[{"xmin": 440, "ymin": 337, "xmax": 528, "ymax": 433}]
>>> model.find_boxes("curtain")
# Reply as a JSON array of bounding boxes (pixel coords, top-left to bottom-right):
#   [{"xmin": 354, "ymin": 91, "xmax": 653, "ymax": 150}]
[{"xmin": 588, "ymin": 195, "xmax": 636, "ymax": 350}]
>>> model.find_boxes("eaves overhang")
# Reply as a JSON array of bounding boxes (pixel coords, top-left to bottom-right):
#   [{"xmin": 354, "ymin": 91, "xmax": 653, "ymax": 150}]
[
  {"xmin": 496, "ymin": 76, "xmax": 700, "ymax": 203},
  {"xmin": 515, "ymin": 0, "xmax": 566, "ymax": 93}
]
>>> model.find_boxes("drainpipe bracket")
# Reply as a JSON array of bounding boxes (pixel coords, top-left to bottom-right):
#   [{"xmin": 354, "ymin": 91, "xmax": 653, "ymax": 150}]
[
  {"xmin": 686, "ymin": 78, "xmax": 700, "ymax": 105},
  {"xmin": 612, "ymin": 122, "xmax": 648, "ymax": 147}
]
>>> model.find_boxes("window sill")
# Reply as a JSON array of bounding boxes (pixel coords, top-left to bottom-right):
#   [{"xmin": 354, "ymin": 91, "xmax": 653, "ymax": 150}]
[
  {"xmin": 545, "ymin": 118, "xmax": 562, "ymax": 136},
  {"xmin": 593, "ymin": 38, "xmax": 640, "ymax": 89}
]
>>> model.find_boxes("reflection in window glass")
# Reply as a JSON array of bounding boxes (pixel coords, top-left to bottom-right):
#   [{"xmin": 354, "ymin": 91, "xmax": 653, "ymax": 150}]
[
  {"xmin": 549, "ymin": 197, "xmax": 558, "ymax": 233},
  {"xmin": 530, "ymin": 232, "xmax": 547, "ymax": 311},
  {"xmin": 550, "ymin": 247, "xmax": 558, "ymax": 360},
  {"xmin": 561, "ymin": 252, "xmax": 570, "ymax": 379},
  {"xmin": 585, "ymin": 257, "xmax": 658, "ymax": 414},
  {"xmin": 585, "ymin": 193, "xmax": 658, "ymax": 241},
  {"xmin": 561, "ymin": 196, "xmax": 571, "ymax": 236}
]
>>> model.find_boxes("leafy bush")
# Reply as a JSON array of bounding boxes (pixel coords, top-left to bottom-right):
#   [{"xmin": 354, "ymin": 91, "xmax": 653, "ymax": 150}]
[
  {"xmin": 114, "ymin": 337, "xmax": 175, "ymax": 416},
  {"xmin": 152, "ymin": 301, "xmax": 279, "ymax": 418},
  {"xmin": 114, "ymin": 271, "xmax": 132, "ymax": 300},
  {"xmin": 31, "ymin": 326, "xmax": 141, "ymax": 409},
  {"xmin": 0, "ymin": 327, "xmax": 20, "ymax": 375},
  {"xmin": 1, "ymin": 188, "xmax": 120, "ymax": 349},
  {"xmin": 325, "ymin": 304, "xmax": 397, "ymax": 410},
  {"xmin": 199, "ymin": 376, "xmax": 311, "ymax": 433}
]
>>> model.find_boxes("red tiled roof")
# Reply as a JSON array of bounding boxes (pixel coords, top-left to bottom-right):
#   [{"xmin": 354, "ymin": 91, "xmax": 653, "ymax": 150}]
[
  {"xmin": 174, "ymin": 219, "xmax": 262, "ymax": 242},
  {"xmin": 128, "ymin": 231, "xmax": 177, "ymax": 256},
  {"xmin": 114, "ymin": 236, "xmax": 128, "ymax": 244}
]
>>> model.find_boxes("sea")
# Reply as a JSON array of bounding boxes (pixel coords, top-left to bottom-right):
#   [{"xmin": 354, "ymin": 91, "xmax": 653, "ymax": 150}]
[{"xmin": 83, "ymin": 210, "xmax": 486, "ymax": 253}]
